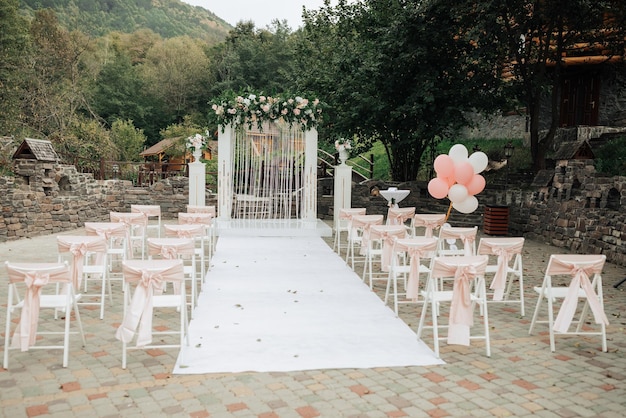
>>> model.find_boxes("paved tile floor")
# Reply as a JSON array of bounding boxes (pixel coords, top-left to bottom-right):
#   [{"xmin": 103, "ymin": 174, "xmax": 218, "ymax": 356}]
[{"xmin": 0, "ymin": 222, "xmax": 625, "ymax": 417}]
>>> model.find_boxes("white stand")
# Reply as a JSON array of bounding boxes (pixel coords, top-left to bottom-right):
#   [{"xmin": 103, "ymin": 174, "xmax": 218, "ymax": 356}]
[
  {"xmin": 333, "ymin": 163, "xmax": 352, "ymax": 227},
  {"xmin": 188, "ymin": 150, "xmax": 206, "ymax": 206}
]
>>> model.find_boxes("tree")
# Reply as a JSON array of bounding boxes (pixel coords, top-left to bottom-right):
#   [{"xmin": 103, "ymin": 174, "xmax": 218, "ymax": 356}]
[
  {"xmin": 457, "ymin": 0, "xmax": 626, "ymax": 172},
  {"xmin": 110, "ymin": 119, "xmax": 146, "ymax": 162},
  {"xmin": 299, "ymin": 0, "xmax": 505, "ymax": 181},
  {"xmin": 141, "ymin": 36, "xmax": 211, "ymax": 124},
  {"xmin": 0, "ymin": 0, "xmax": 30, "ymax": 134},
  {"xmin": 206, "ymin": 20, "xmax": 298, "ymax": 96}
]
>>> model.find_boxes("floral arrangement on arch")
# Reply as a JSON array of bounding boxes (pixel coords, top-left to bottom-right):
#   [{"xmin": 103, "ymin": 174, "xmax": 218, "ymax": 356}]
[
  {"xmin": 210, "ymin": 92, "xmax": 325, "ymax": 131},
  {"xmin": 186, "ymin": 131, "xmax": 210, "ymax": 154}
]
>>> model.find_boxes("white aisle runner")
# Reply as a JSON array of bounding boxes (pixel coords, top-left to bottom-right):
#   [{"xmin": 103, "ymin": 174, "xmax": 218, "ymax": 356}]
[{"xmin": 173, "ymin": 236, "xmax": 443, "ymax": 374}]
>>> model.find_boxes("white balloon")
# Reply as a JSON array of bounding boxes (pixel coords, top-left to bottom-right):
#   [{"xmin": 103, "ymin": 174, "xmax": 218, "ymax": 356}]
[
  {"xmin": 468, "ymin": 151, "xmax": 489, "ymax": 174},
  {"xmin": 448, "ymin": 144, "xmax": 468, "ymax": 163},
  {"xmin": 448, "ymin": 184, "xmax": 468, "ymax": 203},
  {"xmin": 453, "ymin": 195, "xmax": 479, "ymax": 214}
]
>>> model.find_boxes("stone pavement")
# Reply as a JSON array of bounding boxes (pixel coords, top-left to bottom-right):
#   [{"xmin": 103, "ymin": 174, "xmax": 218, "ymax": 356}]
[{"xmin": 0, "ymin": 222, "xmax": 625, "ymax": 418}]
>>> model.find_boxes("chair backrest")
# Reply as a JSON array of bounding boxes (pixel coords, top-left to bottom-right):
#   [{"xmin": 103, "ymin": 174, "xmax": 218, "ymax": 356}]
[
  {"xmin": 430, "ymin": 255, "xmax": 488, "ymax": 280},
  {"xmin": 437, "ymin": 225, "xmax": 478, "ymax": 256},
  {"xmin": 131, "ymin": 205, "xmax": 161, "ymax": 217},
  {"xmin": 339, "ymin": 208, "xmax": 367, "ymax": 220},
  {"xmin": 413, "ymin": 214, "xmax": 447, "ymax": 237},
  {"xmin": 393, "ymin": 237, "xmax": 438, "ymax": 299},
  {"xmin": 147, "ymin": 238, "xmax": 195, "ymax": 259},
  {"xmin": 477, "ymin": 237, "xmax": 525, "ymax": 257},
  {"xmin": 387, "ymin": 207, "xmax": 415, "ymax": 226},
  {"xmin": 110, "ymin": 212, "xmax": 148, "ymax": 227},
  {"xmin": 163, "ymin": 224, "xmax": 206, "ymax": 238},
  {"xmin": 84, "ymin": 222, "xmax": 127, "ymax": 239},
  {"xmin": 178, "ymin": 212, "xmax": 213, "ymax": 226},
  {"xmin": 187, "ymin": 205, "xmax": 216, "ymax": 216}
]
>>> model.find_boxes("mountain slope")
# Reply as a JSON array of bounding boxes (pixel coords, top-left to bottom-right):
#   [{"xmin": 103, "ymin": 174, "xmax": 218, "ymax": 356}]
[{"xmin": 19, "ymin": 0, "xmax": 232, "ymax": 43}]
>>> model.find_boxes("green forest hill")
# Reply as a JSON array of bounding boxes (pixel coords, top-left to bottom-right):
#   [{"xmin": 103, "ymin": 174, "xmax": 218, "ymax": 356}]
[{"xmin": 19, "ymin": 0, "xmax": 232, "ymax": 43}]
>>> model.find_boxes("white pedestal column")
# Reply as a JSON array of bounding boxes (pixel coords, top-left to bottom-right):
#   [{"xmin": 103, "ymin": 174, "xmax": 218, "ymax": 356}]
[
  {"xmin": 333, "ymin": 163, "xmax": 352, "ymax": 227},
  {"xmin": 188, "ymin": 150, "xmax": 206, "ymax": 206},
  {"xmin": 302, "ymin": 128, "xmax": 318, "ymax": 221},
  {"xmin": 217, "ymin": 124, "xmax": 233, "ymax": 220}
]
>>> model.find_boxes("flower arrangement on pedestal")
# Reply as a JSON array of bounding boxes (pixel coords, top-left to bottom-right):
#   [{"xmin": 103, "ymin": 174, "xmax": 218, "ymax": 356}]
[
  {"xmin": 335, "ymin": 138, "xmax": 351, "ymax": 164},
  {"xmin": 210, "ymin": 92, "xmax": 325, "ymax": 131},
  {"xmin": 186, "ymin": 131, "xmax": 209, "ymax": 163}
]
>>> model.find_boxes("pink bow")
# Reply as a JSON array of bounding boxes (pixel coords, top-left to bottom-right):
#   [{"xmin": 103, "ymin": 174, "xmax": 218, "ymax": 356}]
[
  {"xmin": 159, "ymin": 246, "xmax": 178, "ymax": 260},
  {"xmin": 404, "ymin": 246, "xmax": 433, "ymax": 300},
  {"xmin": 490, "ymin": 247, "xmax": 514, "ymax": 300},
  {"xmin": 448, "ymin": 265, "xmax": 478, "ymax": 346}
]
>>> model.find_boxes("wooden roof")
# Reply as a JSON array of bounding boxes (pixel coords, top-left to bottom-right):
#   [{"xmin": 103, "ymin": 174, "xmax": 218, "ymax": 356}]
[
  {"xmin": 12, "ymin": 138, "xmax": 59, "ymax": 162},
  {"xmin": 139, "ymin": 137, "xmax": 181, "ymax": 157},
  {"xmin": 552, "ymin": 139, "xmax": 595, "ymax": 160}
]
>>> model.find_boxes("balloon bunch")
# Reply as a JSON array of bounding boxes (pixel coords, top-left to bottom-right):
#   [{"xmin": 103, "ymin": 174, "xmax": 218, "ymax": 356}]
[{"xmin": 427, "ymin": 144, "xmax": 488, "ymax": 214}]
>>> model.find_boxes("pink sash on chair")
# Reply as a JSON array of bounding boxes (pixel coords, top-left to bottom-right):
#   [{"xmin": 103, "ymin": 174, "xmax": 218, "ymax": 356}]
[
  {"xmin": 147, "ymin": 238, "xmax": 195, "ymax": 260},
  {"xmin": 413, "ymin": 214, "xmax": 447, "ymax": 237},
  {"xmin": 178, "ymin": 212, "xmax": 213, "ymax": 226},
  {"xmin": 549, "ymin": 255, "xmax": 608, "ymax": 333},
  {"xmin": 57, "ymin": 236, "xmax": 107, "ymax": 288},
  {"xmin": 5, "ymin": 262, "xmax": 71, "ymax": 351},
  {"xmin": 163, "ymin": 224, "xmax": 205, "ymax": 239},
  {"xmin": 187, "ymin": 205, "xmax": 216, "ymax": 216},
  {"xmin": 395, "ymin": 238, "xmax": 438, "ymax": 300},
  {"xmin": 430, "ymin": 256, "xmax": 488, "ymax": 346},
  {"xmin": 115, "ymin": 260, "xmax": 184, "ymax": 347},
  {"xmin": 339, "ymin": 208, "xmax": 366, "ymax": 220},
  {"xmin": 478, "ymin": 238, "xmax": 524, "ymax": 301},
  {"xmin": 387, "ymin": 207, "xmax": 415, "ymax": 226},
  {"xmin": 369, "ymin": 225, "xmax": 406, "ymax": 272},
  {"xmin": 131, "ymin": 205, "xmax": 161, "ymax": 217}
]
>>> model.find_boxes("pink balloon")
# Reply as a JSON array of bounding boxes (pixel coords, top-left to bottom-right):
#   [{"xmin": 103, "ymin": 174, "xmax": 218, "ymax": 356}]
[
  {"xmin": 428, "ymin": 177, "xmax": 449, "ymax": 199},
  {"xmin": 454, "ymin": 161, "xmax": 474, "ymax": 185},
  {"xmin": 433, "ymin": 154, "xmax": 454, "ymax": 178},
  {"xmin": 466, "ymin": 174, "xmax": 486, "ymax": 195}
]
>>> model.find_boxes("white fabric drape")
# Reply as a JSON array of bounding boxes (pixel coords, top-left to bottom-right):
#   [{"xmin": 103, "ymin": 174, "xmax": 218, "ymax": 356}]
[{"xmin": 231, "ymin": 122, "xmax": 305, "ymax": 220}]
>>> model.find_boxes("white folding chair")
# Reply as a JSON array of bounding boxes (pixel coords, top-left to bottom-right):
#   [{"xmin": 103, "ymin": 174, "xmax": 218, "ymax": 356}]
[
  {"xmin": 416, "ymin": 255, "xmax": 490, "ymax": 358},
  {"xmin": 333, "ymin": 208, "xmax": 366, "ymax": 256},
  {"xmin": 147, "ymin": 237, "xmax": 198, "ymax": 317},
  {"xmin": 529, "ymin": 254, "xmax": 608, "ymax": 352},
  {"xmin": 384, "ymin": 237, "xmax": 437, "ymax": 315},
  {"xmin": 115, "ymin": 259, "xmax": 189, "ymax": 369},
  {"xmin": 477, "ymin": 237, "xmax": 525, "ymax": 316},
  {"xmin": 436, "ymin": 225, "xmax": 478, "ymax": 257},
  {"xmin": 131, "ymin": 204, "xmax": 162, "ymax": 238},
  {"xmin": 85, "ymin": 222, "xmax": 129, "ymax": 281},
  {"xmin": 165, "ymin": 223, "xmax": 208, "ymax": 283},
  {"xmin": 4, "ymin": 261, "xmax": 85, "ymax": 368},
  {"xmin": 412, "ymin": 213, "xmax": 447, "ymax": 238},
  {"xmin": 57, "ymin": 235, "xmax": 110, "ymax": 319},
  {"xmin": 110, "ymin": 212, "xmax": 149, "ymax": 259},
  {"xmin": 178, "ymin": 212, "xmax": 214, "ymax": 265},
  {"xmin": 346, "ymin": 215, "xmax": 384, "ymax": 270},
  {"xmin": 362, "ymin": 224, "xmax": 407, "ymax": 289}
]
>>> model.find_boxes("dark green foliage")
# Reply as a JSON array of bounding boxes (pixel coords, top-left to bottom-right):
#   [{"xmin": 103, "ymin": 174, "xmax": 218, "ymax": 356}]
[{"xmin": 594, "ymin": 136, "xmax": 626, "ymax": 176}]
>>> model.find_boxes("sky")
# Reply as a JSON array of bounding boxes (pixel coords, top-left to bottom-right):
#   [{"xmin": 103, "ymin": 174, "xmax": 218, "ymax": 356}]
[{"xmin": 182, "ymin": 1, "xmax": 338, "ymax": 30}]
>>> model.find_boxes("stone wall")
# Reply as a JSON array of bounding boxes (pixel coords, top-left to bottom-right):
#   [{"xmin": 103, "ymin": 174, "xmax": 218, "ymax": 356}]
[{"xmin": 2, "ymin": 159, "xmax": 625, "ymax": 267}]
